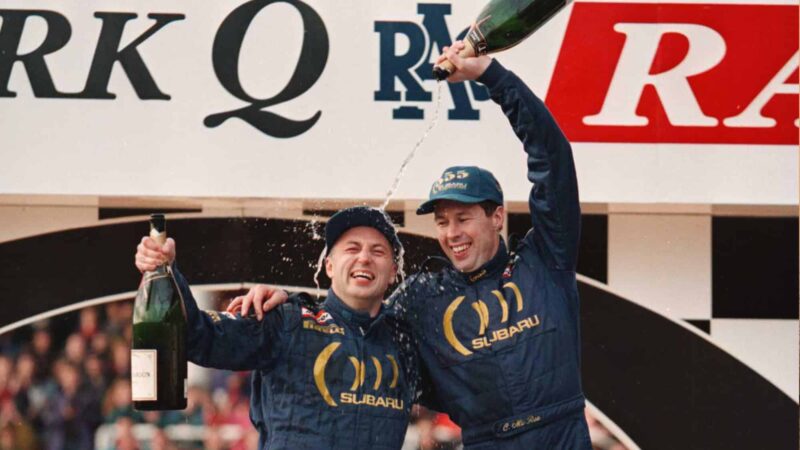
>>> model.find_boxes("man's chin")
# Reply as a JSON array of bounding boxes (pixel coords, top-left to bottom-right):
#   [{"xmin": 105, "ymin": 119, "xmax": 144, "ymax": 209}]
[
  {"xmin": 346, "ymin": 285, "xmax": 384, "ymax": 300},
  {"xmin": 453, "ymin": 261, "xmax": 477, "ymax": 273}
]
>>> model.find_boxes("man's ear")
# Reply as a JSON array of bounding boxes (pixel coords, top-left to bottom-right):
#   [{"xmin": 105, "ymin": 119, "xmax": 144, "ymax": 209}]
[
  {"xmin": 493, "ymin": 205, "xmax": 505, "ymax": 232},
  {"xmin": 325, "ymin": 256, "xmax": 334, "ymax": 278}
]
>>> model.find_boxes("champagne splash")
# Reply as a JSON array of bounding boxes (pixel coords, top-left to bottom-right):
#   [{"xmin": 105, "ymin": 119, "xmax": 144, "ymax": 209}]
[
  {"xmin": 306, "ymin": 219, "xmax": 323, "ymax": 241},
  {"xmin": 395, "ymin": 245, "xmax": 407, "ymax": 283},
  {"xmin": 376, "ymin": 207, "xmax": 406, "ymax": 283},
  {"xmin": 313, "ymin": 245, "xmax": 327, "ymax": 298},
  {"xmin": 379, "ymin": 82, "xmax": 443, "ymax": 211},
  {"xmin": 310, "ymin": 84, "xmax": 440, "ymax": 294}
]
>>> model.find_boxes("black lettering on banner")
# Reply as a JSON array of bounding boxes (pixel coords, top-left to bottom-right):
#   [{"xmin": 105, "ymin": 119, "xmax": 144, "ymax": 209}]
[
  {"xmin": 83, "ymin": 13, "xmax": 185, "ymax": 99},
  {"xmin": 204, "ymin": 0, "xmax": 329, "ymax": 138},
  {"xmin": 0, "ymin": 10, "xmax": 72, "ymax": 97},
  {"xmin": 0, "ymin": 9, "xmax": 184, "ymax": 99}
]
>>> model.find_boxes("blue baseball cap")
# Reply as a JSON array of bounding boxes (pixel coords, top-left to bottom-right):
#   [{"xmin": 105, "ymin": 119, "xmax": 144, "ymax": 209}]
[
  {"xmin": 325, "ymin": 207, "xmax": 403, "ymax": 259},
  {"xmin": 416, "ymin": 166, "xmax": 503, "ymax": 215}
]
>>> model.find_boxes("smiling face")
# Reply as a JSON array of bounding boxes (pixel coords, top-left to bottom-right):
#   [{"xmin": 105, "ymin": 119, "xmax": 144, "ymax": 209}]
[
  {"xmin": 325, "ymin": 226, "xmax": 398, "ymax": 308},
  {"xmin": 434, "ymin": 200, "xmax": 504, "ymax": 273}
]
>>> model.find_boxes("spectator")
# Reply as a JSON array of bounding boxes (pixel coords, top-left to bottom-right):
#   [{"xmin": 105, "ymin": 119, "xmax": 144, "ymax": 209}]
[
  {"xmin": 79, "ymin": 307, "xmax": 100, "ymax": 341},
  {"xmin": 11, "ymin": 353, "xmax": 32, "ymax": 417},
  {"xmin": 243, "ymin": 428, "xmax": 259, "ymax": 450},
  {"xmin": 109, "ymin": 339, "xmax": 130, "ymax": 379},
  {"xmin": 63, "ymin": 334, "xmax": 86, "ymax": 369},
  {"xmin": 0, "ymin": 356, "xmax": 12, "ymax": 405},
  {"xmin": 160, "ymin": 387, "xmax": 205, "ymax": 427},
  {"xmin": 0, "ymin": 423, "xmax": 16, "ymax": 450},
  {"xmin": 12, "ymin": 352, "xmax": 47, "ymax": 430},
  {"xmin": 110, "ymin": 417, "xmax": 139, "ymax": 450},
  {"xmin": 0, "ymin": 335, "xmax": 19, "ymax": 360},
  {"xmin": 40, "ymin": 360, "xmax": 94, "ymax": 450},
  {"xmin": 29, "ymin": 328, "xmax": 52, "ymax": 384},
  {"xmin": 227, "ymin": 402, "xmax": 253, "ymax": 450},
  {"xmin": 103, "ymin": 303, "xmax": 127, "ymax": 338},
  {"xmin": 148, "ymin": 428, "xmax": 176, "ymax": 450},
  {"xmin": 103, "ymin": 378, "xmax": 143, "ymax": 424},
  {"xmin": 85, "ymin": 353, "xmax": 108, "ymax": 394},
  {"xmin": 0, "ymin": 401, "xmax": 38, "ymax": 450},
  {"xmin": 203, "ymin": 427, "xmax": 226, "ymax": 450},
  {"xmin": 90, "ymin": 332, "xmax": 110, "ymax": 359}
]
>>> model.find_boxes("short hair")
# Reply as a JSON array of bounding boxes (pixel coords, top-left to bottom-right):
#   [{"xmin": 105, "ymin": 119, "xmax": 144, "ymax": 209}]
[{"xmin": 478, "ymin": 200, "xmax": 502, "ymax": 216}]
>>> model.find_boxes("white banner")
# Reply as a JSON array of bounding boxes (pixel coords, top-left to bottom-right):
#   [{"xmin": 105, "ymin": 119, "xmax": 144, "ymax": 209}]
[{"xmin": 0, "ymin": 0, "xmax": 796, "ymax": 204}]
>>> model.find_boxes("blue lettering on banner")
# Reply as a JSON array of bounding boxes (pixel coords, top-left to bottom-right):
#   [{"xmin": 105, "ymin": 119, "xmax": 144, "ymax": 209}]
[{"xmin": 374, "ymin": 4, "xmax": 489, "ymax": 121}]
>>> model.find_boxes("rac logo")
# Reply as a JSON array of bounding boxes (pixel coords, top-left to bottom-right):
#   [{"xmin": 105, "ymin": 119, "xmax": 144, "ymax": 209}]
[
  {"xmin": 443, "ymin": 282, "xmax": 541, "ymax": 356},
  {"xmin": 546, "ymin": 3, "xmax": 798, "ymax": 145},
  {"xmin": 313, "ymin": 342, "xmax": 403, "ymax": 410},
  {"xmin": 374, "ymin": 4, "xmax": 489, "ymax": 121}
]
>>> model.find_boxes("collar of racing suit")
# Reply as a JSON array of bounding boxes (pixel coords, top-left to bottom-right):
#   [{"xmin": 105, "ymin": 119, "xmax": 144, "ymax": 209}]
[
  {"xmin": 456, "ymin": 236, "xmax": 510, "ymax": 284},
  {"xmin": 322, "ymin": 289, "xmax": 385, "ymax": 335}
]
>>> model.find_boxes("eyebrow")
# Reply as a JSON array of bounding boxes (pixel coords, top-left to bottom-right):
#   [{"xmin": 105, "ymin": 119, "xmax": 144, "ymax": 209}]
[
  {"xmin": 435, "ymin": 210, "xmax": 471, "ymax": 219},
  {"xmin": 341, "ymin": 240, "xmax": 390, "ymax": 251}
]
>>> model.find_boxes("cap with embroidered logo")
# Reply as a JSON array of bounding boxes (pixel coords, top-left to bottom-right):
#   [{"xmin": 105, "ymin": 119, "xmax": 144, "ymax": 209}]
[{"xmin": 416, "ymin": 166, "xmax": 503, "ymax": 215}]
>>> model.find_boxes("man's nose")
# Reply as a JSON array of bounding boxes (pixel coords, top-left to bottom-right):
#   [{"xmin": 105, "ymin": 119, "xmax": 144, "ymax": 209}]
[
  {"xmin": 446, "ymin": 222, "xmax": 461, "ymax": 240},
  {"xmin": 356, "ymin": 248, "xmax": 372, "ymax": 263}
]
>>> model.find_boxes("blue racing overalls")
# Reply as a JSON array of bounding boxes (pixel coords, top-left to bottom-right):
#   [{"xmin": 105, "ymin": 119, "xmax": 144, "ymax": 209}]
[
  {"xmin": 392, "ymin": 59, "xmax": 592, "ymax": 450},
  {"xmin": 175, "ymin": 268, "xmax": 414, "ymax": 450}
]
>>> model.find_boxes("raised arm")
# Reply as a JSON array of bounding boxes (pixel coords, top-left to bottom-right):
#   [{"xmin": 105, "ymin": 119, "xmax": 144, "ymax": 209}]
[{"xmin": 478, "ymin": 59, "xmax": 581, "ymax": 270}]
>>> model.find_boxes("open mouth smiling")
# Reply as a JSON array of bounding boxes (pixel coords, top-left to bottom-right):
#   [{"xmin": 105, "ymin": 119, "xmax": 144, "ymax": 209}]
[
  {"xmin": 351, "ymin": 270, "xmax": 375, "ymax": 281},
  {"xmin": 450, "ymin": 243, "xmax": 471, "ymax": 257}
]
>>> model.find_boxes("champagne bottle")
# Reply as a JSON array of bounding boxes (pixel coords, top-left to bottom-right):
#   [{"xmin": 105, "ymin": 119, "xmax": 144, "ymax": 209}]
[
  {"xmin": 433, "ymin": 0, "xmax": 571, "ymax": 80},
  {"xmin": 132, "ymin": 214, "xmax": 188, "ymax": 410}
]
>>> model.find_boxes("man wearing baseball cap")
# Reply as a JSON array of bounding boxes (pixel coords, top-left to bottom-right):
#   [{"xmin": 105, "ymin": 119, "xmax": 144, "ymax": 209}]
[
  {"xmin": 134, "ymin": 206, "xmax": 415, "ymax": 449},
  {"xmin": 230, "ymin": 44, "xmax": 592, "ymax": 448},
  {"xmin": 393, "ymin": 44, "xmax": 592, "ymax": 449}
]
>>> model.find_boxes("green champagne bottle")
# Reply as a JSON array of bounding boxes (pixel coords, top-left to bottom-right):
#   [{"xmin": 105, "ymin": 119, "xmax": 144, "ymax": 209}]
[
  {"xmin": 433, "ymin": 0, "xmax": 571, "ymax": 80},
  {"xmin": 132, "ymin": 214, "xmax": 188, "ymax": 410}
]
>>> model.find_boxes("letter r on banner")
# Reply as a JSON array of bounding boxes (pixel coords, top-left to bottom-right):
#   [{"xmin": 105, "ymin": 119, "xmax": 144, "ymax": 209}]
[
  {"xmin": 546, "ymin": 3, "xmax": 798, "ymax": 144},
  {"xmin": 583, "ymin": 23, "xmax": 726, "ymax": 127}
]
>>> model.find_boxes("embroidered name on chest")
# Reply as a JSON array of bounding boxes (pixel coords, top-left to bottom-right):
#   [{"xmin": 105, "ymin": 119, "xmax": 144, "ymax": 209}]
[
  {"xmin": 301, "ymin": 307, "xmax": 345, "ymax": 334},
  {"xmin": 303, "ymin": 320, "xmax": 345, "ymax": 335}
]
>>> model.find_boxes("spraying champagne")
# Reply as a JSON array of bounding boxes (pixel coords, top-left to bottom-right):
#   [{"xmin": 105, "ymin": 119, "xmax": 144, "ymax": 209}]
[{"xmin": 433, "ymin": 0, "xmax": 572, "ymax": 80}]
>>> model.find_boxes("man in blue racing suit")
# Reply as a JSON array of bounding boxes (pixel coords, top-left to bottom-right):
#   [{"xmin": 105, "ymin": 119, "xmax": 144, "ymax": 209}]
[
  {"xmin": 391, "ymin": 43, "xmax": 592, "ymax": 449},
  {"xmin": 134, "ymin": 207, "xmax": 416, "ymax": 449},
  {"xmin": 234, "ymin": 44, "xmax": 592, "ymax": 449}
]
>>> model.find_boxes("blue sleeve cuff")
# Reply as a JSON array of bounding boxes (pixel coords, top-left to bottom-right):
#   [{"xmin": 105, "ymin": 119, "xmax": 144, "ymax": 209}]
[{"xmin": 476, "ymin": 58, "xmax": 510, "ymax": 91}]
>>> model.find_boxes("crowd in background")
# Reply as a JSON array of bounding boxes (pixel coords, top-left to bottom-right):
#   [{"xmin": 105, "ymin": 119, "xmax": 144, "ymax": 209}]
[{"xmin": 0, "ymin": 300, "xmax": 627, "ymax": 450}]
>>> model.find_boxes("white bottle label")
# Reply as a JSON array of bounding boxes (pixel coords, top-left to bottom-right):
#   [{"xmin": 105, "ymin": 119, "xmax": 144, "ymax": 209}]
[{"xmin": 131, "ymin": 349, "xmax": 157, "ymax": 401}]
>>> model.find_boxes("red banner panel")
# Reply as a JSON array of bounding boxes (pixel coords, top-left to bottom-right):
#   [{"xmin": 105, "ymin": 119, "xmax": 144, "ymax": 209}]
[{"xmin": 546, "ymin": 3, "xmax": 799, "ymax": 144}]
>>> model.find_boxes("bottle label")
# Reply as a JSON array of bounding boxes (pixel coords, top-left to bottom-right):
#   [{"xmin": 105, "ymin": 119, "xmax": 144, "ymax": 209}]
[
  {"xmin": 131, "ymin": 349, "xmax": 157, "ymax": 401},
  {"xmin": 467, "ymin": 22, "xmax": 488, "ymax": 55}
]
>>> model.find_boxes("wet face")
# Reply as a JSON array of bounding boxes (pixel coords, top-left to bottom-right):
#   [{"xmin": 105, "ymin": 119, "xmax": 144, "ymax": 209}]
[
  {"xmin": 326, "ymin": 226, "xmax": 397, "ymax": 306},
  {"xmin": 433, "ymin": 201, "xmax": 504, "ymax": 273}
]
